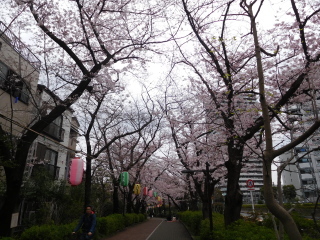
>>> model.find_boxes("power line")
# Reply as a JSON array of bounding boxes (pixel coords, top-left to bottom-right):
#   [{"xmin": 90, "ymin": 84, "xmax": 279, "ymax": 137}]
[{"xmin": 0, "ymin": 111, "xmax": 87, "ymax": 156}]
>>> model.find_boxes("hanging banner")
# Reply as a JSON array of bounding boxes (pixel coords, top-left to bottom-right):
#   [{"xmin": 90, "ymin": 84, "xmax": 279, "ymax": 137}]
[
  {"xmin": 120, "ymin": 172, "xmax": 129, "ymax": 186},
  {"xmin": 143, "ymin": 187, "xmax": 148, "ymax": 196},
  {"xmin": 134, "ymin": 184, "xmax": 141, "ymax": 195},
  {"xmin": 69, "ymin": 157, "xmax": 84, "ymax": 186}
]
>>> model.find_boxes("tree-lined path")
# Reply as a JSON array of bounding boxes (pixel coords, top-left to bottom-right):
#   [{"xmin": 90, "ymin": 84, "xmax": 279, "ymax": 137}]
[{"xmin": 103, "ymin": 218, "xmax": 192, "ymax": 240}]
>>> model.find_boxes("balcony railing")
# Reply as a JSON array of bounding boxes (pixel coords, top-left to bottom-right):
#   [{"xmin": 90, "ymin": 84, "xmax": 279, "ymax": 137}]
[
  {"xmin": 43, "ymin": 122, "xmax": 65, "ymax": 142},
  {"xmin": 0, "ymin": 21, "xmax": 41, "ymax": 70}
]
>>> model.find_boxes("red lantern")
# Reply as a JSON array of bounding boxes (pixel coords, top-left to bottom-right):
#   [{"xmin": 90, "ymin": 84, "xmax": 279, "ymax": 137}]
[
  {"xmin": 143, "ymin": 187, "xmax": 148, "ymax": 196},
  {"xmin": 69, "ymin": 157, "xmax": 84, "ymax": 186}
]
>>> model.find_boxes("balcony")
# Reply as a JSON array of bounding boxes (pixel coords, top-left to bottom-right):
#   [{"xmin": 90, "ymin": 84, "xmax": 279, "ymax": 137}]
[
  {"xmin": 298, "ymin": 163, "xmax": 311, "ymax": 169},
  {"xmin": 0, "ymin": 21, "xmax": 41, "ymax": 70},
  {"xmin": 300, "ymin": 173, "xmax": 313, "ymax": 179},
  {"xmin": 43, "ymin": 122, "xmax": 65, "ymax": 142}
]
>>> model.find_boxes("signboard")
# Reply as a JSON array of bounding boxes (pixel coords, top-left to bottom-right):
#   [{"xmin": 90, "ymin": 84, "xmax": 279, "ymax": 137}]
[
  {"xmin": 246, "ymin": 179, "xmax": 255, "ymax": 190},
  {"xmin": 10, "ymin": 213, "xmax": 19, "ymax": 228}
]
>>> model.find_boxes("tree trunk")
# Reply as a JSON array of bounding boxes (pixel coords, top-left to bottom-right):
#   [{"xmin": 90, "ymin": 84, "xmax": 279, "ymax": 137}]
[
  {"xmin": 277, "ymin": 168, "xmax": 285, "ymax": 240},
  {"xmin": 0, "ymin": 145, "xmax": 29, "ymax": 237},
  {"xmin": 84, "ymin": 157, "xmax": 92, "ymax": 208},
  {"xmin": 263, "ymin": 159, "xmax": 302, "ymax": 240},
  {"xmin": 224, "ymin": 148, "xmax": 243, "ymax": 227},
  {"xmin": 0, "ymin": 170, "xmax": 21, "ymax": 236},
  {"xmin": 189, "ymin": 191, "xmax": 199, "ymax": 211},
  {"xmin": 126, "ymin": 186, "xmax": 133, "ymax": 213},
  {"xmin": 134, "ymin": 198, "xmax": 141, "ymax": 214},
  {"xmin": 202, "ymin": 198, "xmax": 210, "ymax": 219},
  {"xmin": 112, "ymin": 184, "xmax": 120, "ymax": 214}
]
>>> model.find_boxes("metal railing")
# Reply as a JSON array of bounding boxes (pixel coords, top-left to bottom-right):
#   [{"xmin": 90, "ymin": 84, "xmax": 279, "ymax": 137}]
[
  {"xmin": 0, "ymin": 21, "xmax": 41, "ymax": 70},
  {"xmin": 43, "ymin": 121, "xmax": 65, "ymax": 141}
]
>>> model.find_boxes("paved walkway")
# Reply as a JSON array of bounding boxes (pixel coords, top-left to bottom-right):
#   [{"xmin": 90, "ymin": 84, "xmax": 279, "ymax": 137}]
[{"xmin": 102, "ymin": 218, "xmax": 192, "ymax": 240}]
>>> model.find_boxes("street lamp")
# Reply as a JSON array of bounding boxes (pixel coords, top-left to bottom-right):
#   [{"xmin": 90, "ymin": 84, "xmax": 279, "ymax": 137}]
[{"xmin": 181, "ymin": 162, "xmax": 214, "ymax": 234}]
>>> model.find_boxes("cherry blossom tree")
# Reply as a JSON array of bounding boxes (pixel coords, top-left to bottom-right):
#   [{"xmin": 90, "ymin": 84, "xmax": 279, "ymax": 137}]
[
  {"xmin": 0, "ymin": 0, "xmax": 169, "ymax": 236},
  {"xmin": 75, "ymin": 81, "xmax": 163, "ymax": 209},
  {"xmin": 90, "ymin": 95, "xmax": 164, "ymax": 213},
  {"xmin": 157, "ymin": 84, "xmax": 227, "ymax": 221},
  {"xmin": 164, "ymin": 0, "xmax": 320, "ymax": 238},
  {"xmin": 138, "ymin": 157, "xmax": 187, "ymax": 214}
]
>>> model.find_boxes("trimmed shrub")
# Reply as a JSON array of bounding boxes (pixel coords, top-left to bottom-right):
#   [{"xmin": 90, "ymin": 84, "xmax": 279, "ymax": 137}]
[
  {"xmin": 178, "ymin": 211, "xmax": 203, "ymax": 235},
  {"xmin": 20, "ymin": 224, "xmax": 70, "ymax": 240},
  {"xmin": 19, "ymin": 213, "xmax": 145, "ymax": 240},
  {"xmin": 97, "ymin": 214, "xmax": 125, "ymax": 236},
  {"xmin": 124, "ymin": 213, "xmax": 137, "ymax": 226},
  {"xmin": 138, "ymin": 213, "xmax": 147, "ymax": 222}
]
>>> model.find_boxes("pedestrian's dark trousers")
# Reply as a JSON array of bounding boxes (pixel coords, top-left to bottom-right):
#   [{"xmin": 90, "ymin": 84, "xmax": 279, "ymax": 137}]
[{"xmin": 80, "ymin": 232, "xmax": 93, "ymax": 240}]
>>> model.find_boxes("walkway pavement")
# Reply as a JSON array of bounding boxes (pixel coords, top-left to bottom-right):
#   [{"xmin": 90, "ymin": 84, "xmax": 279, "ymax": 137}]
[{"xmin": 102, "ymin": 218, "xmax": 193, "ymax": 240}]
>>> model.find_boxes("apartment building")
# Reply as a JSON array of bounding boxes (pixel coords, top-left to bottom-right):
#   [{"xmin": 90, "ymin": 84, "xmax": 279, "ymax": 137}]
[
  {"xmin": 280, "ymin": 101, "xmax": 320, "ymax": 202},
  {"xmin": 0, "ymin": 21, "xmax": 41, "ymax": 137},
  {"xmin": 24, "ymin": 85, "xmax": 80, "ymax": 181},
  {"xmin": 0, "ymin": 21, "xmax": 79, "ymax": 183}
]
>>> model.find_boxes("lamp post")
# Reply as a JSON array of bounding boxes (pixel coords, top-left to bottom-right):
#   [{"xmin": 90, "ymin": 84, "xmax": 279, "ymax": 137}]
[{"xmin": 181, "ymin": 162, "xmax": 214, "ymax": 234}]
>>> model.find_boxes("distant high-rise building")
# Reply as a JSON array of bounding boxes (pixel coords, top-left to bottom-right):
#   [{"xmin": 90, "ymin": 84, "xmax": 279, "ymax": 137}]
[{"xmin": 280, "ymin": 101, "xmax": 320, "ymax": 202}]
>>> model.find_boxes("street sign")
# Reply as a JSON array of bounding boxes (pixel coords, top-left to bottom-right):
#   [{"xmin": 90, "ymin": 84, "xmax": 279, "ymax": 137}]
[{"xmin": 246, "ymin": 179, "xmax": 255, "ymax": 189}]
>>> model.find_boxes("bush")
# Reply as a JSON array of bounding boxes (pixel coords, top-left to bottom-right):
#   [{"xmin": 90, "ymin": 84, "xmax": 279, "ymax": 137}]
[
  {"xmin": 97, "ymin": 214, "xmax": 125, "ymax": 236},
  {"xmin": 124, "ymin": 213, "xmax": 138, "ymax": 226},
  {"xmin": 138, "ymin": 213, "xmax": 147, "ymax": 222},
  {"xmin": 178, "ymin": 211, "xmax": 203, "ymax": 235},
  {"xmin": 290, "ymin": 212, "xmax": 320, "ymax": 239},
  {"xmin": 19, "ymin": 213, "xmax": 146, "ymax": 240},
  {"xmin": 20, "ymin": 224, "xmax": 71, "ymax": 240}
]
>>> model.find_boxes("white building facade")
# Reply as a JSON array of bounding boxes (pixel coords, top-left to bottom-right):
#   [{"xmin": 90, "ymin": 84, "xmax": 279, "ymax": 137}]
[
  {"xmin": 280, "ymin": 101, "xmax": 320, "ymax": 202},
  {"xmin": 24, "ymin": 85, "xmax": 79, "ymax": 182},
  {"xmin": 0, "ymin": 21, "xmax": 79, "ymax": 183}
]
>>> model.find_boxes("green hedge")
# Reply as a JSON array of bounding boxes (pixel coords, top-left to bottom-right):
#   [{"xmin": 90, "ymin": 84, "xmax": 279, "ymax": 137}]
[
  {"xmin": 97, "ymin": 214, "xmax": 125, "ymax": 236},
  {"xmin": 180, "ymin": 211, "xmax": 279, "ymax": 240},
  {"xmin": 178, "ymin": 211, "xmax": 203, "ymax": 235},
  {"xmin": 179, "ymin": 210, "xmax": 320, "ymax": 240},
  {"xmin": 17, "ymin": 213, "xmax": 146, "ymax": 240}
]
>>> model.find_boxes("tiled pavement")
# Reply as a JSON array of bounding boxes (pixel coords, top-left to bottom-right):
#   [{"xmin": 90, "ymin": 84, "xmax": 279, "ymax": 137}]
[{"xmin": 102, "ymin": 218, "xmax": 193, "ymax": 240}]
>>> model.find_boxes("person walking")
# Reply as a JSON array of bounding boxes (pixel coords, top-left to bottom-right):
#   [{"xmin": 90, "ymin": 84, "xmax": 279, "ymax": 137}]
[{"xmin": 72, "ymin": 206, "xmax": 97, "ymax": 240}]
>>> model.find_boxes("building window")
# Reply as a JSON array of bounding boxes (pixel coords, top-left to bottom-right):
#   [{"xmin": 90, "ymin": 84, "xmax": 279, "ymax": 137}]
[
  {"xmin": 298, "ymin": 158, "xmax": 310, "ymax": 163},
  {"xmin": 300, "ymin": 168, "xmax": 312, "ymax": 174},
  {"xmin": 44, "ymin": 149, "xmax": 59, "ymax": 180},
  {"xmin": 33, "ymin": 143, "xmax": 60, "ymax": 180},
  {"xmin": 302, "ymin": 180, "xmax": 315, "ymax": 185},
  {"xmin": 0, "ymin": 61, "xmax": 29, "ymax": 104},
  {"xmin": 295, "ymin": 147, "xmax": 308, "ymax": 153},
  {"xmin": 43, "ymin": 116, "xmax": 65, "ymax": 141}
]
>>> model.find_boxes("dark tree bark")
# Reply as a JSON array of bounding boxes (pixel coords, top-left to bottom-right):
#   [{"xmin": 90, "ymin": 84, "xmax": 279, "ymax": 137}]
[
  {"xmin": 223, "ymin": 145, "xmax": 244, "ymax": 226},
  {"xmin": 112, "ymin": 182, "xmax": 120, "ymax": 214}
]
